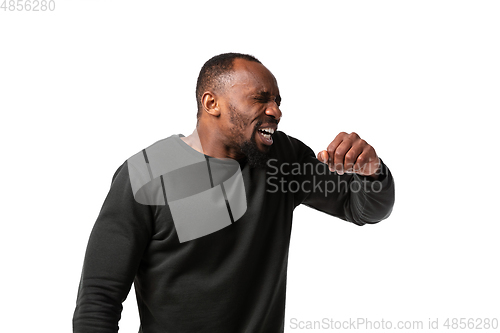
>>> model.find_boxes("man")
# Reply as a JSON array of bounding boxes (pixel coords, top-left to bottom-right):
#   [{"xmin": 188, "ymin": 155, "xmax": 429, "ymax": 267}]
[{"xmin": 73, "ymin": 53, "xmax": 395, "ymax": 332}]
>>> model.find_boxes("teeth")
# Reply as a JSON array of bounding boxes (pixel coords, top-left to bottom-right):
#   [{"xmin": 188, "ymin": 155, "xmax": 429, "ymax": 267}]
[{"xmin": 260, "ymin": 128, "xmax": 275, "ymax": 134}]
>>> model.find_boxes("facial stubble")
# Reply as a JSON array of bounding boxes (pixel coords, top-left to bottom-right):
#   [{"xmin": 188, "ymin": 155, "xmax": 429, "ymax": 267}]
[{"xmin": 228, "ymin": 104, "xmax": 270, "ymax": 168}]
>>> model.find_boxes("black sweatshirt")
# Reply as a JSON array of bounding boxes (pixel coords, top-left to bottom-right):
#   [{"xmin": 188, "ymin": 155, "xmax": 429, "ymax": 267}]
[{"xmin": 73, "ymin": 131, "xmax": 395, "ymax": 333}]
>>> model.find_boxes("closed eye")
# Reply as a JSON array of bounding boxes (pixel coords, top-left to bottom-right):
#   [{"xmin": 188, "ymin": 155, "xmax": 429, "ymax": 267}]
[{"xmin": 253, "ymin": 92, "xmax": 281, "ymax": 106}]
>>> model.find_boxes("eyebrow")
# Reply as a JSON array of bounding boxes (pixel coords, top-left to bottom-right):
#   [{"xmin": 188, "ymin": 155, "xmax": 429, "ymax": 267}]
[{"xmin": 254, "ymin": 91, "xmax": 281, "ymax": 105}]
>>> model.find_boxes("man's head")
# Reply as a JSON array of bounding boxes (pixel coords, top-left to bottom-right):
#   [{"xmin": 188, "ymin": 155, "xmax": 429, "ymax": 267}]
[
  {"xmin": 196, "ymin": 53, "xmax": 262, "ymax": 119},
  {"xmin": 195, "ymin": 53, "xmax": 282, "ymax": 167}
]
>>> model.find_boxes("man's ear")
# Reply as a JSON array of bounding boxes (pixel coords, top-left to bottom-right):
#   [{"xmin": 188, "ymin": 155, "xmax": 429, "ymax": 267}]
[{"xmin": 201, "ymin": 91, "xmax": 221, "ymax": 117}]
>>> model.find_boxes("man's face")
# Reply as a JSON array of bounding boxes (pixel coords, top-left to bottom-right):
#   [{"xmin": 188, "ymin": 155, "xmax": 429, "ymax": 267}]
[{"xmin": 218, "ymin": 59, "xmax": 282, "ymax": 167}]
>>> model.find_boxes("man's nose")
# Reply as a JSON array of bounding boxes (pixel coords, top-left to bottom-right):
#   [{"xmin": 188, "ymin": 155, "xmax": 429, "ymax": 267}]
[{"xmin": 265, "ymin": 101, "xmax": 282, "ymax": 122}]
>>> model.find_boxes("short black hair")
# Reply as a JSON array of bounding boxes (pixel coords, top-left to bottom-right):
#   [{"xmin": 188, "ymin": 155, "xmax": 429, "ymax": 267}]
[{"xmin": 196, "ymin": 52, "xmax": 261, "ymax": 120}]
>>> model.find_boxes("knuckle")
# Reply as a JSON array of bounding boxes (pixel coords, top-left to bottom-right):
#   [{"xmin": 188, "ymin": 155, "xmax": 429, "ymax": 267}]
[
  {"xmin": 365, "ymin": 145, "xmax": 375, "ymax": 155},
  {"xmin": 357, "ymin": 155, "xmax": 366, "ymax": 164}
]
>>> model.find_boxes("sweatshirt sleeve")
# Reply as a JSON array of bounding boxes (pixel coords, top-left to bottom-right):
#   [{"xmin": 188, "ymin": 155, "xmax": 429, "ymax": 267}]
[
  {"xmin": 292, "ymin": 136, "xmax": 395, "ymax": 225},
  {"xmin": 73, "ymin": 161, "xmax": 154, "ymax": 333}
]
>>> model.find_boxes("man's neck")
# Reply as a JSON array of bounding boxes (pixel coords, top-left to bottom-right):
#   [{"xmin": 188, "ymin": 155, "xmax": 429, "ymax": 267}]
[
  {"xmin": 180, "ymin": 129, "xmax": 204, "ymax": 154},
  {"xmin": 180, "ymin": 126, "xmax": 245, "ymax": 161}
]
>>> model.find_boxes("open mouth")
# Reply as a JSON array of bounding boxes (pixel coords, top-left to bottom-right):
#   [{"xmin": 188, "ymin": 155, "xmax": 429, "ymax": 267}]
[{"xmin": 257, "ymin": 127, "xmax": 275, "ymax": 145}]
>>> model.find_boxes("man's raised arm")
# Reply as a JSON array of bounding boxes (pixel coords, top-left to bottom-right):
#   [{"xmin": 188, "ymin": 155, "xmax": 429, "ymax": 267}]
[{"xmin": 293, "ymin": 132, "xmax": 395, "ymax": 225}]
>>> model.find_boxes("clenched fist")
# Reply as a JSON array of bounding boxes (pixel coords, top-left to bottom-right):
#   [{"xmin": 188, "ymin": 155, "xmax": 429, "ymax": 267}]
[{"xmin": 317, "ymin": 132, "xmax": 381, "ymax": 179}]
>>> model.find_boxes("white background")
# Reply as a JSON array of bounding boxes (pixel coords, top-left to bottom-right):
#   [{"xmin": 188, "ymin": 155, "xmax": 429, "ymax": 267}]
[{"xmin": 1, "ymin": 1, "xmax": 499, "ymax": 332}]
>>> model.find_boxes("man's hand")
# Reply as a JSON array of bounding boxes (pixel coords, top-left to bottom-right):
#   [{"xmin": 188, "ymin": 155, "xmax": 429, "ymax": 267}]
[{"xmin": 317, "ymin": 132, "xmax": 381, "ymax": 179}]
